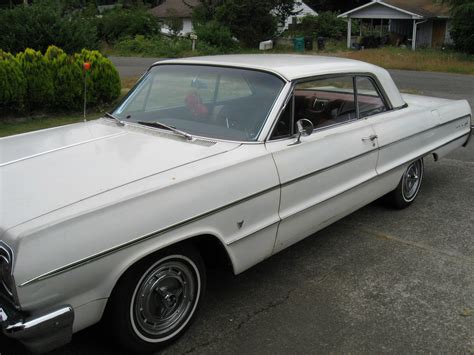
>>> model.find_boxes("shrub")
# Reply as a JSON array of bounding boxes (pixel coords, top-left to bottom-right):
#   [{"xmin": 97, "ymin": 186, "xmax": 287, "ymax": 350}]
[
  {"xmin": 97, "ymin": 8, "xmax": 161, "ymax": 43},
  {"xmin": 0, "ymin": 51, "xmax": 26, "ymax": 113},
  {"xmin": 192, "ymin": 0, "xmax": 297, "ymax": 47},
  {"xmin": 215, "ymin": 1, "xmax": 278, "ymax": 47},
  {"xmin": 74, "ymin": 49, "xmax": 121, "ymax": 106},
  {"xmin": 298, "ymin": 12, "xmax": 348, "ymax": 39},
  {"xmin": 114, "ymin": 35, "xmax": 220, "ymax": 58},
  {"xmin": 0, "ymin": 46, "xmax": 121, "ymax": 116},
  {"xmin": 0, "ymin": 1, "xmax": 98, "ymax": 54},
  {"xmin": 194, "ymin": 21, "xmax": 237, "ymax": 50},
  {"xmin": 16, "ymin": 48, "xmax": 54, "ymax": 111},
  {"xmin": 45, "ymin": 46, "xmax": 83, "ymax": 110},
  {"xmin": 164, "ymin": 9, "xmax": 184, "ymax": 37}
]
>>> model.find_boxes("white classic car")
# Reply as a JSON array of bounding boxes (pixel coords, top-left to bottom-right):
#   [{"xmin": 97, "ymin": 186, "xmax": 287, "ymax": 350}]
[{"xmin": 0, "ymin": 55, "xmax": 472, "ymax": 353}]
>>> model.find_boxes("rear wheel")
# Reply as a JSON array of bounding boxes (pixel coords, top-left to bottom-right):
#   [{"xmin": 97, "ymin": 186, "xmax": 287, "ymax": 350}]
[
  {"xmin": 386, "ymin": 158, "xmax": 424, "ymax": 209},
  {"xmin": 107, "ymin": 245, "xmax": 206, "ymax": 353}
]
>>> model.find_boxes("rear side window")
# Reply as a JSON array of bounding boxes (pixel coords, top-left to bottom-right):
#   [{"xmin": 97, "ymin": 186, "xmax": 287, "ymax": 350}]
[{"xmin": 356, "ymin": 76, "xmax": 387, "ymax": 118}]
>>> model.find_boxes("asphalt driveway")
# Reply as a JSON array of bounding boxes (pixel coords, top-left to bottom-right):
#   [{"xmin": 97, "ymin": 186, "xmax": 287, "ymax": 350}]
[{"xmin": 1, "ymin": 58, "xmax": 473, "ymax": 355}]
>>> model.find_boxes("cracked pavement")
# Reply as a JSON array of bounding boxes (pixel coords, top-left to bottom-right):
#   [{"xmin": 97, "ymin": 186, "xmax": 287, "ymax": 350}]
[{"xmin": 1, "ymin": 66, "xmax": 473, "ymax": 354}]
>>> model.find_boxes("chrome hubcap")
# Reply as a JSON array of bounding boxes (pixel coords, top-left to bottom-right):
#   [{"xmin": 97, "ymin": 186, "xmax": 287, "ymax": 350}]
[
  {"xmin": 402, "ymin": 160, "xmax": 422, "ymax": 201},
  {"xmin": 132, "ymin": 259, "xmax": 197, "ymax": 339}
]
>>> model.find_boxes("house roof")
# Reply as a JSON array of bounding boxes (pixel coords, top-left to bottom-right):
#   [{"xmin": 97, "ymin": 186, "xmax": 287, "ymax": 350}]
[
  {"xmin": 150, "ymin": 0, "xmax": 200, "ymax": 18},
  {"xmin": 339, "ymin": 0, "xmax": 450, "ymax": 19},
  {"xmin": 383, "ymin": 0, "xmax": 450, "ymax": 18}
]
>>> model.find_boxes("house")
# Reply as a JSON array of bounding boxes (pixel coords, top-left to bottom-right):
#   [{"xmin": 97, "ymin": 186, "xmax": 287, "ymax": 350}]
[
  {"xmin": 150, "ymin": 0, "xmax": 199, "ymax": 35},
  {"xmin": 152, "ymin": 0, "xmax": 318, "ymax": 36},
  {"xmin": 338, "ymin": 0, "xmax": 452, "ymax": 50},
  {"xmin": 280, "ymin": 1, "xmax": 319, "ymax": 32}
]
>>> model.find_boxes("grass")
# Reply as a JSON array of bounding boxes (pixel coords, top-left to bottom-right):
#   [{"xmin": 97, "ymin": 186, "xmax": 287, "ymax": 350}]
[
  {"xmin": 0, "ymin": 112, "xmax": 104, "ymax": 138},
  {"xmin": 0, "ymin": 78, "xmax": 134, "ymax": 138},
  {"xmin": 258, "ymin": 43, "xmax": 474, "ymax": 75},
  {"xmin": 108, "ymin": 38, "xmax": 474, "ymax": 75},
  {"xmin": 331, "ymin": 46, "xmax": 474, "ymax": 75}
]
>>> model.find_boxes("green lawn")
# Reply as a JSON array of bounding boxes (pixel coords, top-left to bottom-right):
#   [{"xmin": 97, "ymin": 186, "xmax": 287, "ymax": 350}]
[{"xmin": 0, "ymin": 113, "xmax": 103, "ymax": 138}]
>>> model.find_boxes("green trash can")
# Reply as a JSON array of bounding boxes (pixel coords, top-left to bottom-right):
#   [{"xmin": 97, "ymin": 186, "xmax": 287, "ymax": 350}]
[{"xmin": 293, "ymin": 37, "xmax": 305, "ymax": 52}]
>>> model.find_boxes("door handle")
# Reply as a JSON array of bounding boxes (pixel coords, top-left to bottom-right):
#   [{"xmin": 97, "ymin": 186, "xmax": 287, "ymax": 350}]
[
  {"xmin": 362, "ymin": 134, "xmax": 378, "ymax": 147},
  {"xmin": 361, "ymin": 134, "xmax": 378, "ymax": 142}
]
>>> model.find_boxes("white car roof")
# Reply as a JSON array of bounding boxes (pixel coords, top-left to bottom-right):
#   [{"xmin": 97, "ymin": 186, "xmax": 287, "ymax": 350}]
[{"xmin": 155, "ymin": 54, "xmax": 405, "ymax": 108}]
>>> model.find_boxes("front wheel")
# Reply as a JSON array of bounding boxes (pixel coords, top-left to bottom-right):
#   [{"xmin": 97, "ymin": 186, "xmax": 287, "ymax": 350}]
[
  {"xmin": 386, "ymin": 158, "xmax": 424, "ymax": 209},
  {"xmin": 106, "ymin": 245, "xmax": 206, "ymax": 353}
]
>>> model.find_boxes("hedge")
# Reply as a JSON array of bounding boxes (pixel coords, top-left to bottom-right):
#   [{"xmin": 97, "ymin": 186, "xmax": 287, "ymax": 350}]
[
  {"xmin": 45, "ymin": 46, "xmax": 83, "ymax": 110},
  {"xmin": 0, "ymin": 46, "xmax": 121, "ymax": 117},
  {"xmin": 0, "ymin": 51, "xmax": 26, "ymax": 112},
  {"xmin": 17, "ymin": 48, "xmax": 55, "ymax": 110},
  {"xmin": 74, "ymin": 49, "xmax": 121, "ymax": 107}
]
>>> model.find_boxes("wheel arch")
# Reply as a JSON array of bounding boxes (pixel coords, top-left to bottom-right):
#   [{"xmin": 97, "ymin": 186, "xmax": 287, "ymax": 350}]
[{"xmin": 102, "ymin": 233, "xmax": 234, "ymax": 314}]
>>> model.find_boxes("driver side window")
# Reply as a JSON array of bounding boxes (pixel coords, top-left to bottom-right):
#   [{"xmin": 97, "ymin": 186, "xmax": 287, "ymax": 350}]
[
  {"xmin": 294, "ymin": 76, "xmax": 356, "ymax": 130},
  {"xmin": 270, "ymin": 75, "xmax": 357, "ymax": 140}
]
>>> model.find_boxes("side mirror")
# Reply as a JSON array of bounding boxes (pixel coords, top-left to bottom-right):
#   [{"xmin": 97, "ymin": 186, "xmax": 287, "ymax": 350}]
[{"xmin": 293, "ymin": 118, "xmax": 314, "ymax": 144}]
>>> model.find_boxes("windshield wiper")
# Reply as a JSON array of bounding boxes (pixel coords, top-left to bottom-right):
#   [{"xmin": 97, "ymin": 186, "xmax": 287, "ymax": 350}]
[
  {"xmin": 137, "ymin": 121, "xmax": 193, "ymax": 141},
  {"xmin": 104, "ymin": 112, "xmax": 125, "ymax": 126}
]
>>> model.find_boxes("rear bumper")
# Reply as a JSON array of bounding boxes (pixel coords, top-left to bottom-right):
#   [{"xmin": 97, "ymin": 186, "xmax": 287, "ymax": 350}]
[
  {"xmin": 462, "ymin": 124, "xmax": 473, "ymax": 147},
  {"xmin": 0, "ymin": 301, "xmax": 74, "ymax": 353}
]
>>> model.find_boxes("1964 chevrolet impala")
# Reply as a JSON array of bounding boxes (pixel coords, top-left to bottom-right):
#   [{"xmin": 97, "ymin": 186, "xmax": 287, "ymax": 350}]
[{"xmin": 0, "ymin": 55, "xmax": 472, "ymax": 353}]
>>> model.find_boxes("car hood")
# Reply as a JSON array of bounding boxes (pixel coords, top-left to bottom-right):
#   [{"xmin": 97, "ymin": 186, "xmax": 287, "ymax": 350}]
[{"xmin": 0, "ymin": 119, "xmax": 239, "ymax": 233}]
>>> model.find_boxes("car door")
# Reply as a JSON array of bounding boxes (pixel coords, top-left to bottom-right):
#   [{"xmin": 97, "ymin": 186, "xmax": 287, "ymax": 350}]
[
  {"xmin": 358, "ymin": 73, "xmax": 439, "ymax": 176},
  {"xmin": 265, "ymin": 75, "xmax": 381, "ymax": 253}
]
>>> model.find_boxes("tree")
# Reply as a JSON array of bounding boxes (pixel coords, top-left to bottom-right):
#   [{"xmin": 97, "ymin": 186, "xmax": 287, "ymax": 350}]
[
  {"xmin": 299, "ymin": 12, "xmax": 347, "ymax": 39},
  {"xmin": 164, "ymin": 8, "xmax": 183, "ymax": 36},
  {"xmin": 304, "ymin": 0, "xmax": 370, "ymax": 13},
  {"xmin": 188, "ymin": 0, "xmax": 223, "ymax": 24},
  {"xmin": 192, "ymin": 0, "xmax": 297, "ymax": 47},
  {"xmin": 443, "ymin": 0, "xmax": 474, "ymax": 53}
]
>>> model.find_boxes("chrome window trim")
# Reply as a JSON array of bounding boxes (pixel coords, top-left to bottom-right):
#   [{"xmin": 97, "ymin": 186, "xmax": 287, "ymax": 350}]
[
  {"xmin": 262, "ymin": 81, "xmax": 294, "ymax": 141},
  {"xmin": 266, "ymin": 83, "xmax": 296, "ymax": 141},
  {"xmin": 266, "ymin": 72, "xmax": 394, "ymax": 141},
  {"xmin": 355, "ymin": 75, "xmax": 391, "ymax": 116},
  {"xmin": 111, "ymin": 63, "xmax": 288, "ymax": 144}
]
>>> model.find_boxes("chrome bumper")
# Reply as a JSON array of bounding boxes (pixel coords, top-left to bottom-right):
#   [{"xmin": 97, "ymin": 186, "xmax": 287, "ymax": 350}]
[
  {"xmin": 0, "ymin": 302, "xmax": 74, "ymax": 353},
  {"xmin": 462, "ymin": 124, "xmax": 474, "ymax": 147}
]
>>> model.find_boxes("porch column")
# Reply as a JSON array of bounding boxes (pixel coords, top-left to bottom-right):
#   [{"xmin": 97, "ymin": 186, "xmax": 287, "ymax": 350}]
[
  {"xmin": 347, "ymin": 17, "xmax": 352, "ymax": 49},
  {"xmin": 412, "ymin": 19, "xmax": 417, "ymax": 50}
]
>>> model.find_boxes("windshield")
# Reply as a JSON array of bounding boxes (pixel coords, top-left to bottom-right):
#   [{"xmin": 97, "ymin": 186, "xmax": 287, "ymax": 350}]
[{"xmin": 113, "ymin": 64, "xmax": 285, "ymax": 141}]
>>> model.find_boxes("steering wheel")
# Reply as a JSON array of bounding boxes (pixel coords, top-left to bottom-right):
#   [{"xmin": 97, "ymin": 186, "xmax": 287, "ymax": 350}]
[
  {"xmin": 216, "ymin": 106, "xmax": 257, "ymax": 140},
  {"xmin": 216, "ymin": 106, "xmax": 240, "ymax": 129}
]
